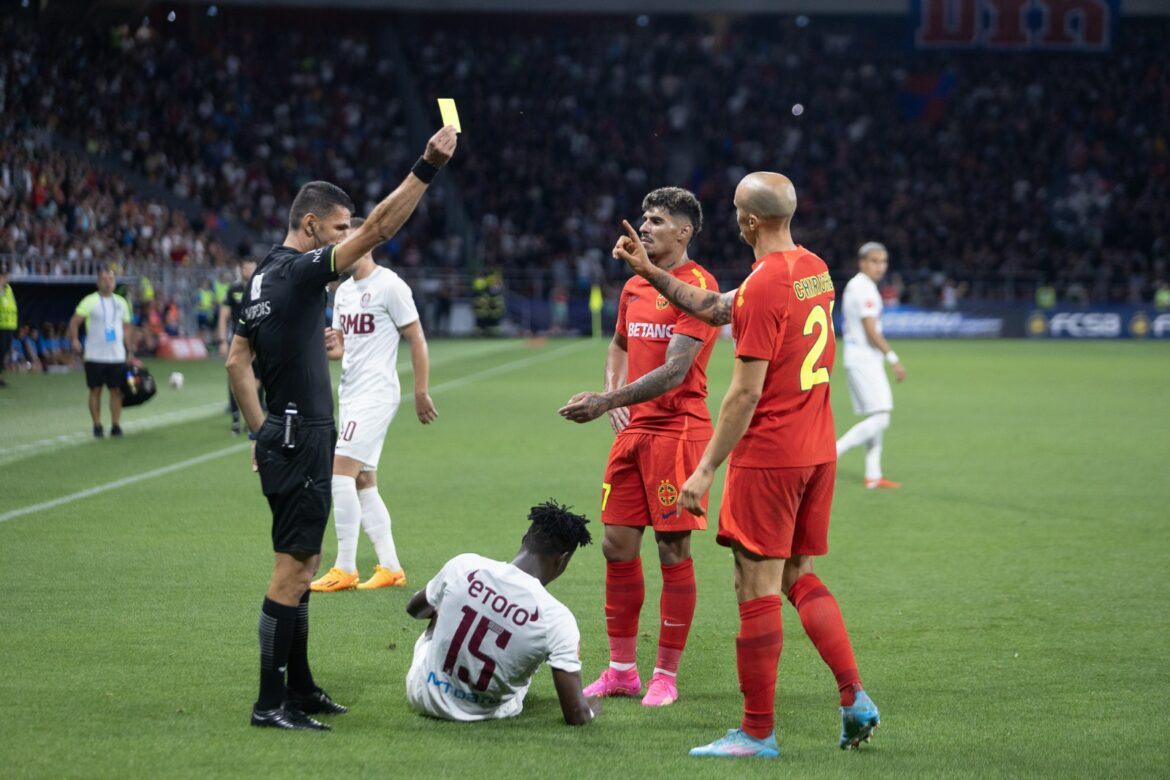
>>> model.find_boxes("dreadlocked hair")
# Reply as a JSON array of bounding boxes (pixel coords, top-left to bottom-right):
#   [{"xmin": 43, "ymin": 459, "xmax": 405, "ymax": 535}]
[{"xmin": 523, "ymin": 499, "xmax": 593, "ymax": 556}]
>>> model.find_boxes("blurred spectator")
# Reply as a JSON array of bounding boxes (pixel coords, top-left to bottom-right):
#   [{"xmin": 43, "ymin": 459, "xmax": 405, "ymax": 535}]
[
  {"xmin": 13, "ymin": 324, "xmax": 42, "ymax": 373},
  {"xmin": 940, "ymin": 278, "xmax": 959, "ymax": 311},
  {"xmin": 473, "ymin": 269, "xmax": 505, "ymax": 335},
  {"xmin": 1035, "ymin": 283, "xmax": 1057, "ymax": 309},
  {"xmin": 1155, "ymin": 280, "xmax": 1170, "ymax": 311},
  {"xmin": 0, "ymin": 267, "xmax": 15, "ymax": 386}
]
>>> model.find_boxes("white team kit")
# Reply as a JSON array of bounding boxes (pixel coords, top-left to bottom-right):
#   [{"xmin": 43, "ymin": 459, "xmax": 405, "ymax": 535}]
[
  {"xmin": 840, "ymin": 272, "xmax": 893, "ymax": 415},
  {"xmin": 406, "ymin": 554, "xmax": 582, "ymax": 722},
  {"xmin": 332, "ymin": 266, "xmax": 419, "ymax": 469}
]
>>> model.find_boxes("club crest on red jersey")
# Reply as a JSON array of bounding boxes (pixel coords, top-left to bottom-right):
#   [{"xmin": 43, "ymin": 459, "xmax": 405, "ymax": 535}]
[
  {"xmin": 658, "ymin": 480, "xmax": 678, "ymax": 507},
  {"xmin": 655, "ymin": 294, "xmax": 669, "ymax": 310}
]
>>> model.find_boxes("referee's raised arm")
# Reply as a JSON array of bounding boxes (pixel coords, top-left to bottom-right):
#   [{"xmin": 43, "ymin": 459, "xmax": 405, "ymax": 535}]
[{"xmin": 333, "ymin": 126, "xmax": 458, "ymax": 275}]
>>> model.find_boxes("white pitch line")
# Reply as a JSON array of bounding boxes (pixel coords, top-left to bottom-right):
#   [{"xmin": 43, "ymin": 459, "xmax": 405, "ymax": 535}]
[
  {"xmin": 0, "ymin": 443, "xmax": 248, "ymax": 524},
  {"xmin": 0, "ymin": 402, "xmax": 227, "ymax": 466},
  {"xmin": 0, "ymin": 340, "xmax": 597, "ymax": 524},
  {"xmin": 0, "ymin": 341, "xmax": 537, "ymax": 466}
]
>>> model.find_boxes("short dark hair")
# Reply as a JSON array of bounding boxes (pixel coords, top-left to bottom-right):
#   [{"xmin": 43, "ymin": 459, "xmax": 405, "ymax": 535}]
[
  {"xmin": 522, "ymin": 500, "xmax": 592, "ymax": 557},
  {"xmin": 288, "ymin": 181, "xmax": 355, "ymax": 232},
  {"xmin": 642, "ymin": 187, "xmax": 703, "ymax": 241}
]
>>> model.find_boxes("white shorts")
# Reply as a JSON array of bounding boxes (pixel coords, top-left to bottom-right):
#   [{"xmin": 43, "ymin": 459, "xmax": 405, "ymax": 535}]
[
  {"xmin": 844, "ymin": 361, "xmax": 893, "ymax": 416},
  {"xmin": 335, "ymin": 400, "xmax": 399, "ymax": 470}
]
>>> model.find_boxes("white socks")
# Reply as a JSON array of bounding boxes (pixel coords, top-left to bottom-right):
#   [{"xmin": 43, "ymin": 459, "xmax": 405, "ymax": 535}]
[
  {"xmin": 331, "ymin": 475, "xmax": 361, "ymax": 572},
  {"xmin": 836, "ymin": 412, "xmax": 891, "ymax": 480},
  {"xmin": 358, "ymin": 487, "xmax": 400, "ymax": 571},
  {"xmin": 864, "ymin": 429, "xmax": 885, "ymax": 481}
]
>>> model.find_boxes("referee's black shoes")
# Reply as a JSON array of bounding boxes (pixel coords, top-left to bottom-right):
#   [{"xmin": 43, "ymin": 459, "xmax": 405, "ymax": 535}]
[
  {"xmin": 250, "ymin": 702, "xmax": 330, "ymax": 731},
  {"xmin": 287, "ymin": 687, "xmax": 349, "ymax": 715}
]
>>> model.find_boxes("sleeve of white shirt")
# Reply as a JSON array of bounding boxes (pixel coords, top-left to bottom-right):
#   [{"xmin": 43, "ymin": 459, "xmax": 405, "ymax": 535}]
[
  {"xmin": 543, "ymin": 603, "xmax": 582, "ymax": 673},
  {"xmin": 385, "ymin": 276, "xmax": 420, "ymax": 329},
  {"xmin": 331, "ymin": 286, "xmax": 342, "ymax": 330},
  {"xmin": 859, "ymin": 279, "xmax": 881, "ymax": 319},
  {"xmin": 425, "ymin": 554, "xmax": 466, "ymax": 610}
]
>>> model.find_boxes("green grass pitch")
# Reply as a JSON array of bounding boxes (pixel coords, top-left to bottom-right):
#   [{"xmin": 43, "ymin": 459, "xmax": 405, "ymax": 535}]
[{"xmin": 1, "ymin": 338, "xmax": 1167, "ymax": 778}]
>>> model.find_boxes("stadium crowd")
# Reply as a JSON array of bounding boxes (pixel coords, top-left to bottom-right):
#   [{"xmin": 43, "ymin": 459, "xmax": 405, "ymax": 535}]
[
  {"xmin": 0, "ymin": 133, "xmax": 228, "ymax": 278},
  {"xmin": 2, "ymin": 11, "xmax": 1168, "ymax": 310},
  {"xmin": 406, "ymin": 14, "xmax": 1170, "ymax": 304}
]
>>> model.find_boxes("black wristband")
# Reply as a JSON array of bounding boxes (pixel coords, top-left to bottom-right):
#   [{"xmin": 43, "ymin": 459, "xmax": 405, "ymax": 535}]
[{"xmin": 411, "ymin": 157, "xmax": 439, "ymax": 184}]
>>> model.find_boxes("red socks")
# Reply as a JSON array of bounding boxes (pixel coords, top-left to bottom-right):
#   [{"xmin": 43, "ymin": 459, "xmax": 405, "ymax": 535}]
[
  {"xmin": 736, "ymin": 595, "xmax": 783, "ymax": 739},
  {"xmin": 654, "ymin": 558, "xmax": 696, "ymax": 675},
  {"xmin": 604, "ymin": 558, "xmax": 644, "ymax": 666},
  {"xmin": 787, "ymin": 573, "xmax": 862, "ymax": 705}
]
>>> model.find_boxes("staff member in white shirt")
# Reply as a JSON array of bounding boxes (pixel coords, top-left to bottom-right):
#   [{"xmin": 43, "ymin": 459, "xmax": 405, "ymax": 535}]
[
  {"xmin": 68, "ymin": 266, "xmax": 135, "ymax": 438},
  {"xmin": 837, "ymin": 242, "xmax": 906, "ymax": 489}
]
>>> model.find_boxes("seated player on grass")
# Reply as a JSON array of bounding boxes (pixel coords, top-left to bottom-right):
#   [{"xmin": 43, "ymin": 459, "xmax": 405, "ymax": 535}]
[{"xmin": 404, "ymin": 501, "xmax": 602, "ymax": 725}]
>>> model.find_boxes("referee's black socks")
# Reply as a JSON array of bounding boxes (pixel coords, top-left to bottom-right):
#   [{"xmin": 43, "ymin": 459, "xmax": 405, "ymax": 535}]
[
  {"xmin": 256, "ymin": 597, "xmax": 297, "ymax": 710},
  {"xmin": 287, "ymin": 590, "xmax": 317, "ymax": 694}
]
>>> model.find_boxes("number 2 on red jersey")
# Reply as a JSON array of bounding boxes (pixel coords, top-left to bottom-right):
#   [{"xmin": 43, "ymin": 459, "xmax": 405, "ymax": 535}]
[{"xmin": 799, "ymin": 301, "xmax": 834, "ymax": 392}]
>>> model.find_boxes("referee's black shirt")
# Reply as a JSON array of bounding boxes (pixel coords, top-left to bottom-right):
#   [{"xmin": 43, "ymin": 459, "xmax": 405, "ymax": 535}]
[{"xmin": 235, "ymin": 244, "xmax": 340, "ymax": 420}]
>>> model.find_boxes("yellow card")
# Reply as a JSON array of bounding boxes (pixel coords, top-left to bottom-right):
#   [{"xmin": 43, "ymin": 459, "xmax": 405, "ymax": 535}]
[{"xmin": 438, "ymin": 98, "xmax": 462, "ymax": 133}]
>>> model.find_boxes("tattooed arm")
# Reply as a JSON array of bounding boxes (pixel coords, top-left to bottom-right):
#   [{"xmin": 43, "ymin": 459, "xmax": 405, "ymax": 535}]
[
  {"xmin": 558, "ymin": 333, "xmax": 704, "ymax": 424},
  {"xmin": 602, "ymin": 333, "xmax": 630, "ymax": 433},
  {"xmin": 612, "ymin": 219, "xmax": 736, "ymax": 326}
]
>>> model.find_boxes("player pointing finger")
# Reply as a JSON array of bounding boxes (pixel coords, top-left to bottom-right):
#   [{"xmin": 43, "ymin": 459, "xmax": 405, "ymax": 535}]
[{"xmin": 564, "ymin": 188, "xmax": 720, "ymax": 710}]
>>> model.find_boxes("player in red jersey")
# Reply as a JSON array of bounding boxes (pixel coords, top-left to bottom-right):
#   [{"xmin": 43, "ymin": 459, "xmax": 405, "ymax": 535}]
[
  {"xmin": 613, "ymin": 172, "xmax": 880, "ymax": 757},
  {"xmin": 559, "ymin": 187, "xmax": 719, "ymax": 708}
]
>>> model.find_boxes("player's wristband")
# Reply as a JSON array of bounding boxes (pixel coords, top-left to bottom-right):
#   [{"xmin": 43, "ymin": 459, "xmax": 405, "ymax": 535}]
[
  {"xmin": 411, "ymin": 157, "xmax": 439, "ymax": 184},
  {"xmin": 885, "ymin": 351, "xmax": 900, "ymax": 365},
  {"xmin": 247, "ymin": 431, "xmax": 259, "ymax": 441}
]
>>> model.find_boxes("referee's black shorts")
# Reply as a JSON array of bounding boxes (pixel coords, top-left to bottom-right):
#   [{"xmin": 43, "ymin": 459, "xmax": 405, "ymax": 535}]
[
  {"xmin": 85, "ymin": 360, "xmax": 125, "ymax": 389},
  {"xmin": 255, "ymin": 415, "xmax": 336, "ymax": 555}
]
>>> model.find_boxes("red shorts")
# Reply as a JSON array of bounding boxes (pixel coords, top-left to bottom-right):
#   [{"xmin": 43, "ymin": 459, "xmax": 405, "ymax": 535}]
[
  {"xmin": 601, "ymin": 431, "xmax": 709, "ymax": 532},
  {"xmin": 716, "ymin": 461, "xmax": 835, "ymax": 558}
]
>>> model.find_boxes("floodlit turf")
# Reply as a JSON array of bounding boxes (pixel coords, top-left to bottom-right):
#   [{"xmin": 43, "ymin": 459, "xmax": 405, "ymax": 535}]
[{"xmin": 1, "ymin": 338, "xmax": 1167, "ymax": 778}]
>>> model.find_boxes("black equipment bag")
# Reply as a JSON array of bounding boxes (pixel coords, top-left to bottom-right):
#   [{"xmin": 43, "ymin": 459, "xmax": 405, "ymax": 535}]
[{"xmin": 122, "ymin": 364, "xmax": 157, "ymax": 407}]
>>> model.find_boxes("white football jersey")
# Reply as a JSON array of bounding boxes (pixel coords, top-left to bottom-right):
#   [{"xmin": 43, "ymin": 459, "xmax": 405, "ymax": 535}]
[
  {"xmin": 408, "ymin": 553, "xmax": 581, "ymax": 722},
  {"xmin": 332, "ymin": 266, "xmax": 419, "ymax": 406},
  {"xmin": 842, "ymin": 272, "xmax": 884, "ymax": 365}
]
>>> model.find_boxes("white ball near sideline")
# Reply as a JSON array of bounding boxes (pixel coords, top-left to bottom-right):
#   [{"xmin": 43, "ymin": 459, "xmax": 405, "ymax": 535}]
[{"xmin": 169, "ymin": 371, "xmax": 185, "ymax": 390}]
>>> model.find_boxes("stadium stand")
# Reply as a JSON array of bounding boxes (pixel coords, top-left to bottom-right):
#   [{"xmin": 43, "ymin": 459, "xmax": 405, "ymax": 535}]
[{"xmin": 2, "ymin": 10, "xmax": 1167, "ymax": 321}]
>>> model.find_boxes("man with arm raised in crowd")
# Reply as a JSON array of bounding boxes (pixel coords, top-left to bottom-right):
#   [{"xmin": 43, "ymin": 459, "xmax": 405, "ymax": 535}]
[
  {"xmin": 227, "ymin": 126, "xmax": 456, "ymax": 731},
  {"xmin": 613, "ymin": 172, "xmax": 880, "ymax": 758}
]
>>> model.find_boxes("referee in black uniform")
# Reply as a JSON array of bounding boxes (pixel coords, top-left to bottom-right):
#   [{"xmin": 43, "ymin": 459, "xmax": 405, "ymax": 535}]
[
  {"xmin": 218, "ymin": 256, "xmax": 257, "ymax": 434},
  {"xmin": 227, "ymin": 125, "xmax": 457, "ymax": 731}
]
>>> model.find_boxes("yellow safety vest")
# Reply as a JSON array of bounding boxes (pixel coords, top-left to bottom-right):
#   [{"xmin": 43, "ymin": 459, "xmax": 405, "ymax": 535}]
[
  {"xmin": 196, "ymin": 288, "xmax": 214, "ymax": 313},
  {"xmin": 0, "ymin": 284, "xmax": 16, "ymax": 330}
]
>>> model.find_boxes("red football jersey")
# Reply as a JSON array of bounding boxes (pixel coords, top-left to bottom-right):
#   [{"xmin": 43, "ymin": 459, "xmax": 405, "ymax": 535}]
[
  {"xmin": 615, "ymin": 260, "xmax": 720, "ymax": 439},
  {"xmin": 730, "ymin": 247, "xmax": 837, "ymax": 467}
]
